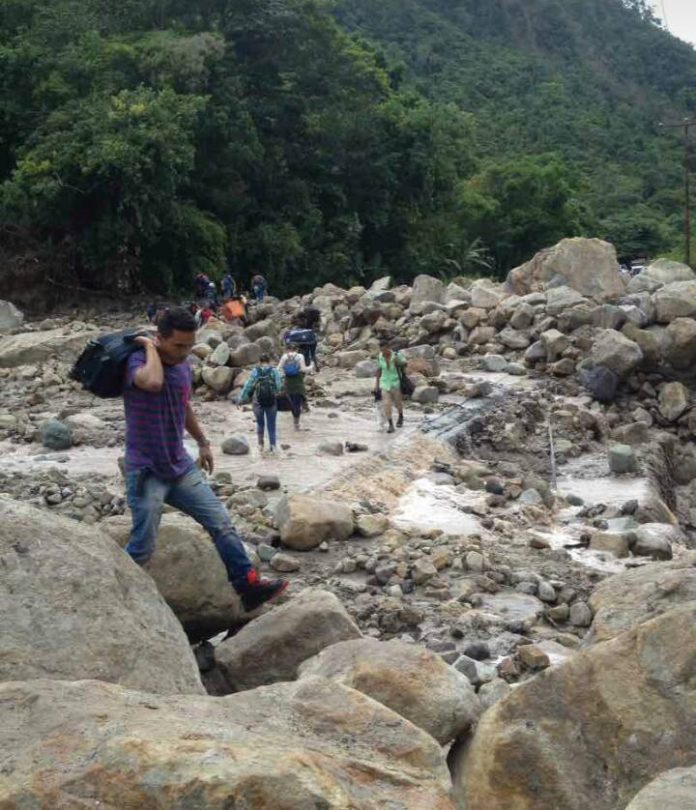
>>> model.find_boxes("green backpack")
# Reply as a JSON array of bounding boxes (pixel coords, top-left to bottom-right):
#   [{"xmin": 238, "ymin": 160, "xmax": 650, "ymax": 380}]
[{"xmin": 255, "ymin": 367, "xmax": 276, "ymax": 407}]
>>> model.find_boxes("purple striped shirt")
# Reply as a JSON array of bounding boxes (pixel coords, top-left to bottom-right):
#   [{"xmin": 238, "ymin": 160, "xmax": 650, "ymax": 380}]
[{"xmin": 124, "ymin": 350, "xmax": 194, "ymax": 480}]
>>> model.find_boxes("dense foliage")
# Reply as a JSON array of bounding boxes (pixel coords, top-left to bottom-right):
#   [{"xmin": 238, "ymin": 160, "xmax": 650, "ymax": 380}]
[{"xmin": 1, "ymin": 0, "xmax": 694, "ymax": 296}]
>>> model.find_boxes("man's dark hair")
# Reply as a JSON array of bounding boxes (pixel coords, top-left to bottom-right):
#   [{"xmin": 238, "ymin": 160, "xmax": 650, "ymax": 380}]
[{"xmin": 158, "ymin": 307, "xmax": 197, "ymax": 337}]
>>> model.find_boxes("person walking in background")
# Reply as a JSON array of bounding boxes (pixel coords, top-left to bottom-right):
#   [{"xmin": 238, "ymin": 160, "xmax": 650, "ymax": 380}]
[
  {"xmin": 222, "ymin": 271, "xmax": 236, "ymax": 299},
  {"xmin": 194, "ymin": 272, "xmax": 210, "ymax": 300},
  {"xmin": 374, "ymin": 342, "xmax": 406, "ymax": 433},
  {"xmin": 278, "ymin": 343, "xmax": 313, "ymax": 431},
  {"xmin": 251, "ymin": 272, "xmax": 267, "ymax": 302},
  {"xmin": 122, "ymin": 307, "xmax": 287, "ymax": 611},
  {"xmin": 239, "ymin": 353, "xmax": 283, "ymax": 455}
]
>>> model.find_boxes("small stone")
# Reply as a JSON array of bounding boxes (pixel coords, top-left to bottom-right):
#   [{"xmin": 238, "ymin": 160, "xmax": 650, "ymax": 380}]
[
  {"xmin": 519, "ymin": 488, "xmax": 543, "ymax": 505},
  {"xmin": 356, "ymin": 514, "xmax": 389, "ymax": 538},
  {"xmin": 566, "ymin": 494, "xmax": 584, "ymax": 506},
  {"xmin": 590, "ymin": 531, "xmax": 631, "ymax": 558},
  {"xmin": 537, "ymin": 581, "xmax": 556, "ymax": 603},
  {"xmin": 411, "ymin": 559, "xmax": 438, "ymax": 585},
  {"xmin": 270, "ymin": 552, "xmax": 301, "ymax": 572},
  {"xmin": 463, "ymin": 641, "xmax": 490, "ymax": 661},
  {"xmin": 478, "ymin": 678, "xmax": 511, "ymax": 710},
  {"xmin": 569, "ymin": 601, "xmax": 593, "ymax": 627},
  {"xmin": 318, "ymin": 542, "xmax": 329, "ymax": 552},
  {"xmin": 318, "ymin": 441, "xmax": 344, "ymax": 456},
  {"xmin": 465, "ymin": 551, "xmax": 485, "ymax": 573},
  {"xmin": 257, "ymin": 543, "xmax": 276, "ymax": 562},
  {"xmin": 481, "ymin": 355, "xmax": 508, "ymax": 373},
  {"xmin": 547, "ymin": 604, "xmax": 570, "ymax": 623},
  {"xmin": 608, "ymin": 444, "xmax": 637, "ymax": 474},
  {"xmin": 257, "ymin": 475, "xmax": 281, "ymax": 491},
  {"xmin": 222, "ymin": 436, "xmax": 250, "ymax": 456},
  {"xmin": 454, "ymin": 655, "xmax": 498, "ymax": 686},
  {"xmin": 39, "ymin": 420, "xmax": 72, "ymax": 451},
  {"xmin": 411, "ymin": 385, "xmax": 439, "ymax": 404},
  {"xmin": 518, "ymin": 644, "xmax": 550, "ymax": 670}
]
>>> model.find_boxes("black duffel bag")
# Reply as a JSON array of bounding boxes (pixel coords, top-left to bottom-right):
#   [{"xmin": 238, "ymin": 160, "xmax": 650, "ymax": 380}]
[{"xmin": 70, "ymin": 329, "xmax": 148, "ymax": 398}]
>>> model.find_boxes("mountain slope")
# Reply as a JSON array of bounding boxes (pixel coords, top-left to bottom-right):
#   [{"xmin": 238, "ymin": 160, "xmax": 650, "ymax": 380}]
[{"xmin": 333, "ymin": 0, "xmax": 696, "ymax": 258}]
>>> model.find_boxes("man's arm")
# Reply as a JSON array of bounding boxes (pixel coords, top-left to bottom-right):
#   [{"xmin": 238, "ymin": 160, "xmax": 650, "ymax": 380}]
[
  {"xmin": 185, "ymin": 403, "xmax": 214, "ymax": 474},
  {"xmin": 132, "ymin": 337, "xmax": 164, "ymax": 392},
  {"xmin": 374, "ymin": 366, "xmax": 382, "ymax": 391}
]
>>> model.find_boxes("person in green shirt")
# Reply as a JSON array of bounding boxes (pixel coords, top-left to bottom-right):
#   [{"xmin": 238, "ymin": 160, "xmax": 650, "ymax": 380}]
[{"xmin": 374, "ymin": 342, "xmax": 406, "ymax": 433}]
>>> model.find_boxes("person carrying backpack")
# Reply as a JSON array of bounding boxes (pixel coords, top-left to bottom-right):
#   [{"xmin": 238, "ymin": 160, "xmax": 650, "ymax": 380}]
[
  {"xmin": 251, "ymin": 273, "xmax": 268, "ymax": 303},
  {"xmin": 122, "ymin": 307, "xmax": 287, "ymax": 612},
  {"xmin": 222, "ymin": 272, "xmax": 236, "ymax": 299},
  {"xmin": 374, "ymin": 341, "xmax": 407, "ymax": 434},
  {"xmin": 277, "ymin": 343, "xmax": 313, "ymax": 430},
  {"xmin": 239, "ymin": 354, "xmax": 283, "ymax": 454}
]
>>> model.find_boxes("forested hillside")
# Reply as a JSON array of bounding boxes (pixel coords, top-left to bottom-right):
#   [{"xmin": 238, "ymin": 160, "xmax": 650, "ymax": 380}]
[
  {"xmin": 334, "ymin": 0, "xmax": 696, "ymax": 265},
  {"xmin": 1, "ymin": 0, "xmax": 694, "ymax": 298}
]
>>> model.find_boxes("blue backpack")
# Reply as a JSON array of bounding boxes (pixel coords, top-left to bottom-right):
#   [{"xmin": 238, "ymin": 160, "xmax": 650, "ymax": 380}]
[{"xmin": 283, "ymin": 355, "xmax": 301, "ymax": 377}]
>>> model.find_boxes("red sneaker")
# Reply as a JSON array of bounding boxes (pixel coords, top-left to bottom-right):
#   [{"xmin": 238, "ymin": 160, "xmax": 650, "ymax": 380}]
[{"xmin": 237, "ymin": 569, "xmax": 288, "ymax": 612}]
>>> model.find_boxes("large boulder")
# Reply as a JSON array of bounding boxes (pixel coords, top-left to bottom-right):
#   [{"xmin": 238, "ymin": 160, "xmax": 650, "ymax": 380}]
[
  {"xmin": 658, "ymin": 381, "xmax": 690, "ymax": 422},
  {"xmin": 275, "ymin": 494, "xmax": 354, "ymax": 550},
  {"xmin": 453, "ymin": 604, "xmax": 696, "ymax": 810},
  {"xmin": 410, "ymin": 274, "xmax": 446, "ymax": 313},
  {"xmin": 586, "ymin": 553, "xmax": 696, "ymax": 644},
  {"xmin": 298, "ymin": 637, "xmax": 480, "ymax": 744},
  {"xmin": 591, "ymin": 329, "xmax": 643, "ymax": 377},
  {"xmin": 0, "ymin": 498, "xmax": 203, "ymax": 695},
  {"xmin": 101, "ymin": 514, "xmax": 254, "ymax": 642},
  {"xmin": 0, "ymin": 328, "xmax": 99, "ymax": 368},
  {"xmin": 507, "ymin": 238, "xmax": 626, "ymax": 300},
  {"xmin": 664, "ymin": 317, "xmax": 696, "ymax": 369},
  {"xmin": 625, "ymin": 766, "xmax": 696, "ymax": 810},
  {"xmin": 216, "ymin": 589, "xmax": 362, "ymax": 691},
  {"xmin": 201, "ymin": 365, "xmax": 236, "ymax": 394},
  {"xmin": 229, "ymin": 342, "xmax": 262, "ymax": 367},
  {"xmin": 628, "ymin": 259, "xmax": 696, "ymax": 294},
  {"xmin": 654, "ymin": 280, "xmax": 696, "ymax": 323},
  {"xmin": 470, "ymin": 279, "xmax": 506, "ymax": 310},
  {"xmin": 243, "ymin": 318, "xmax": 276, "ymax": 341},
  {"xmin": 0, "ymin": 300, "xmax": 24, "ymax": 331},
  {"xmin": 0, "ymin": 677, "xmax": 454, "ymax": 810}
]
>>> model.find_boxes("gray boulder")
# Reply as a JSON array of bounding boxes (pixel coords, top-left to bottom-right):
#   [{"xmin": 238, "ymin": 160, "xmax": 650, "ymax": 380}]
[
  {"xmin": 578, "ymin": 364, "xmax": 620, "ymax": 402},
  {"xmin": 0, "ymin": 328, "xmax": 99, "ymax": 368},
  {"xmin": 507, "ymin": 238, "xmax": 626, "ymax": 300},
  {"xmin": 222, "ymin": 435, "xmax": 250, "ymax": 455},
  {"xmin": 216, "ymin": 589, "xmax": 362, "ymax": 691},
  {"xmin": 0, "ymin": 677, "xmax": 452, "ymax": 809},
  {"xmin": 628, "ymin": 258, "xmax": 696, "ymax": 293},
  {"xmin": 410, "ymin": 274, "xmax": 446, "ymax": 313},
  {"xmin": 0, "ymin": 300, "xmax": 24, "ymax": 331},
  {"xmin": 654, "ymin": 280, "xmax": 696, "ymax": 323},
  {"xmin": 411, "ymin": 385, "xmax": 439, "ymax": 404},
  {"xmin": 229, "ymin": 343, "xmax": 262, "ymax": 367},
  {"xmin": 658, "ymin": 382, "xmax": 690, "ymax": 422},
  {"xmin": 664, "ymin": 317, "xmax": 696, "ymax": 369},
  {"xmin": 39, "ymin": 419, "xmax": 72, "ymax": 450},
  {"xmin": 101, "ymin": 514, "xmax": 254, "ymax": 641},
  {"xmin": 298, "ymin": 637, "xmax": 480, "ymax": 745},
  {"xmin": 453, "ymin": 603, "xmax": 696, "ymax": 810},
  {"xmin": 591, "ymin": 329, "xmax": 643, "ymax": 377},
  {"xmin": 0, "ymin": 499, "xmax": 203, "ymax": 694},
  {"xmin": 275, "ymin": 494, "xmax": 354, "ymax": 550},
  {"xmin": 625, "ymin": 766, "xmax": 696, "ymax": 810},
  {"xmin": 586, "ymin": 553, "xmax": 696, "ymax": 643},
  {"xmin": 201, "ymin": 366, "xmax": 236, "ymax": 394}
]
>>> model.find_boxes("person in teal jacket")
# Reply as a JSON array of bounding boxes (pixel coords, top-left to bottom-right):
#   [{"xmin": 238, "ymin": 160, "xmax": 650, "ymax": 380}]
[{"xmin": 239, "ymin": 355, "xmax": 283, "ymax": 454}]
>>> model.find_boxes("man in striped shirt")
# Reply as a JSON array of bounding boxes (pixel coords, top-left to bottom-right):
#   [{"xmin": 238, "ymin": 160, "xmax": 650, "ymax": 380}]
[{"xmin": 123, "ymin": 307, "xmax": 287, "ymax": 613}]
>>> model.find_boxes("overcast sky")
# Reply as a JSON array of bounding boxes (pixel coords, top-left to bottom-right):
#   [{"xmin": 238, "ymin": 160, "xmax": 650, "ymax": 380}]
[{"xmin": 651, "ymin": 0, "xmax": 696, "ymax": 46}]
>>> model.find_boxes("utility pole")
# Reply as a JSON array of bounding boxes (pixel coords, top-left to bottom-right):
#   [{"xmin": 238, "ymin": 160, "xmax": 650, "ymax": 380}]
[{"xmin": 659, "ymin": 118, "xmax": 693, "ymax": 267}]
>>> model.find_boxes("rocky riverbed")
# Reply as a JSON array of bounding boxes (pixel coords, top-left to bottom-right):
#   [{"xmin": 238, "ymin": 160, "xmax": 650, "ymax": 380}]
[{"xmin": 1, "ymin": 237, "xmax": 696, "ymax": 808}]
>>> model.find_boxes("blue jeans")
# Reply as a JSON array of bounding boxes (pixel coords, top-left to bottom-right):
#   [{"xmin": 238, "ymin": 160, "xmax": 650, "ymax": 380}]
[
  {"xmin": 253, "ymin": 402, "xmax": 277, "ymax": 447},
  {"xmin": 125, "ymin": 466, "xmax": 252, "ymax": 588}
]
